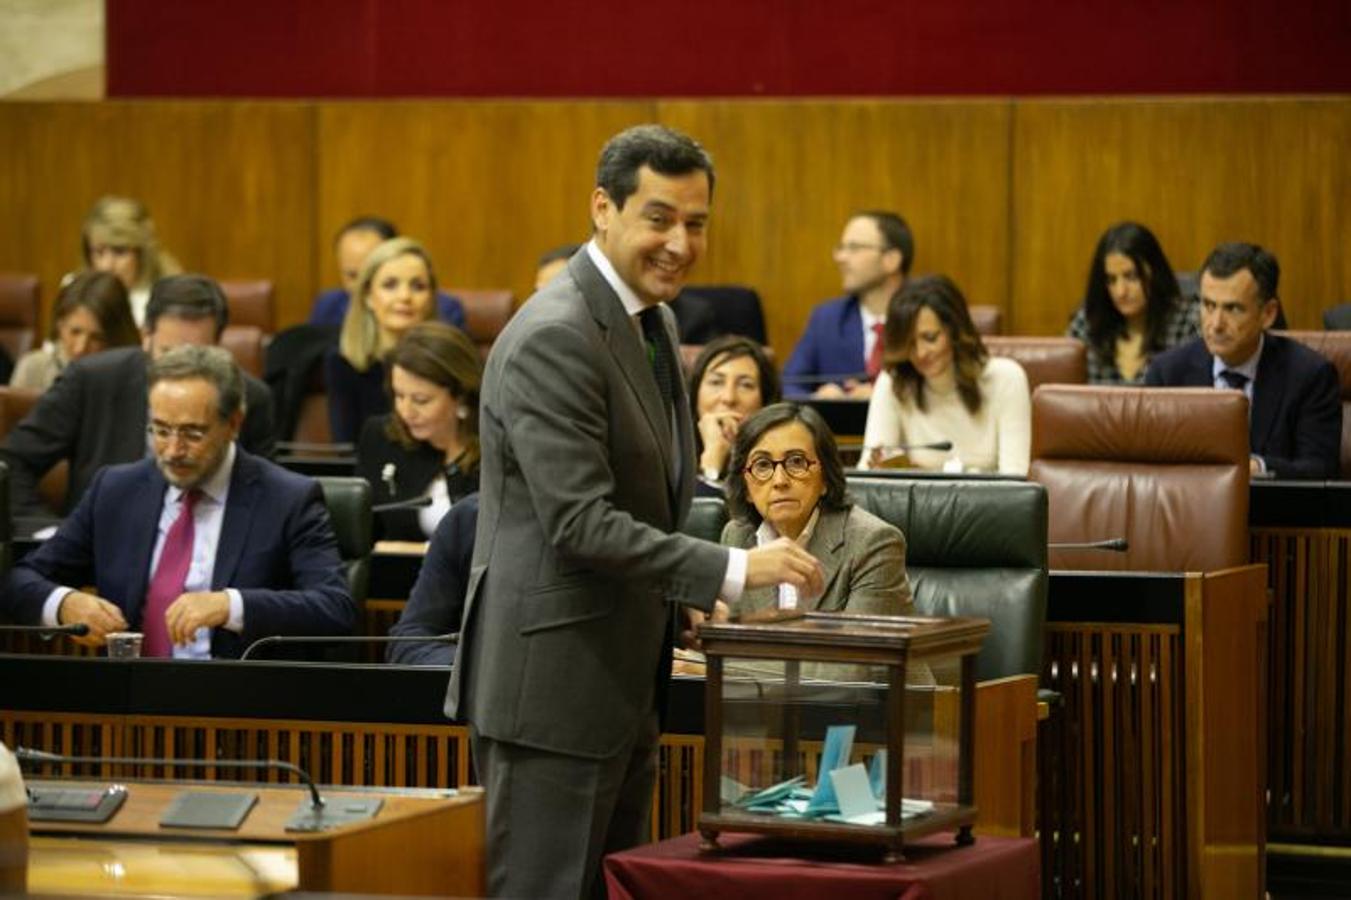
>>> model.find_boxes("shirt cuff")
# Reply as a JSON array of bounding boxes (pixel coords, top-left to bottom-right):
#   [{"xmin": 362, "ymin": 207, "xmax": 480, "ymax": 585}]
[
  {"xmin": 224, "ymin": 589, "xmax": 245, "ymax": 633},
  {"xmin": 41, "ymin": 587, "xmax": 75, "ymax": 627},
  {"xmin": 1251, "ymin": 454, "xmax": 1267, "ymax": 475},
  {"xmin": 721, "ymin": 548, "xmax": 747, "ymax": 604}
]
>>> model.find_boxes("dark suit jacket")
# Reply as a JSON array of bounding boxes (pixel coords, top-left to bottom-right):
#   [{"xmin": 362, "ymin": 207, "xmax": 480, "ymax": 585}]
[
  {"xmin": 355, "ymin": 415, "xmax": 479, "ymax": 541},
  {"xmin": 781, "ymin": 295, "xmax": 867, "ymax": 396},
  {"xmin": 1145, "ymin": 334, "xmax": 1342, "ymax": 479},
  {"xmin": 447, "ymin": 248, "xmax": 727, "ymax": 760},
  {"xmin": 4, "ymin": 449, "xmax": 355, "ymax": 658},
  {"xmin": 324, "ymin": 352, "xmax": 387, "ymax": 445},
  {"xmin": 308, "ymin": 288, "xmax": 466, "ymax": 330},
  {"xmin": 0, "ymin": 347, "xmax": 276, "ymax": 517},
  {"xmin": 387, "ymin": 493, "xmax": 478, "ymax": 666}
]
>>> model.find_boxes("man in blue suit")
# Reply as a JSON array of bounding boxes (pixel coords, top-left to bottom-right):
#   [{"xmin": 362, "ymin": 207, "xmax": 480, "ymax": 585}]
[
  {"xmin": 4, "ymin": 346, "xmax": 354, "ymax": 658},
  {"xmin": 782, "ymin": 211, "xmax": 913, "ymax": 398},
  {"xmin": 308, "ymin": 215, "xmax": 465, "ymax": 329},
  {"xmin": 1146, "ymin": 242, "xmax": 1341, "ymax": 479}
]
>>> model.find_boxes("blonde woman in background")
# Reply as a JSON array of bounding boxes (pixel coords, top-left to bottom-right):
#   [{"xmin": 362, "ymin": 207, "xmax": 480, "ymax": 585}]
[
  {"xmin": 326, "ymin": 237, "xmax": 438, "ymax": 443},
  {"xmin": 79, "ymin": 196, "xmax": 182, "ymax": 325},
  {"xmin": 10, "ymin": 272, "xmax": 140, "ymax": 392}
]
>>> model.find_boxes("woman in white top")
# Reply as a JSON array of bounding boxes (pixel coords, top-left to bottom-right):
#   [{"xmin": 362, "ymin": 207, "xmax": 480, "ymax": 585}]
[{"xmin": 860, "ymin": 274, "xmax": 1030, "ymax": 475}]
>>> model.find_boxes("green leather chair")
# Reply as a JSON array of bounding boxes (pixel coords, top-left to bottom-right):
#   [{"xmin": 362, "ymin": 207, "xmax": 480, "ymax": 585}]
[
  {"xmin": 316, "ymin": 476, "xmax": 373, "ymax": 615},
  {"xmin": 682, "ymin": 479, "xmax": 1049, "ymax": 682}
]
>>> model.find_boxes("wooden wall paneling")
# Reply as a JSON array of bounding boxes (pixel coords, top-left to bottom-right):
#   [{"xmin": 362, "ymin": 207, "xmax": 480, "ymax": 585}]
[
  {"xmin": 0, "ymin": 101, "xmax": 317, "ymax": 332},
  {"xmin": 657, "ymin": 100, "xmax": 1013, "ymax": 361},
  {"xmin": 1011, "ymin": 98, "xmax": 1351, "ymax": 335},
  {"xmin": 314, "ymin": 101, "xmax": 657, "ymax": 319}
]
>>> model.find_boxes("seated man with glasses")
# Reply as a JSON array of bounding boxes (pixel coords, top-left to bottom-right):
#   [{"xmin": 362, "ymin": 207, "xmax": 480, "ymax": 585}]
[
  {"xmin": 714, "ymin": 402, "xmax": 913, "ymax": 619},
  {"xmin": 0, "ymin": 274, "xmax": 276, "ymax": 518},
  {"xmin": 3, "ymin": 345, "xmax": 353, "ymax": 658},
  {"xmin": 781, "ymin": 211, "xmax": 914, "ymax": 399}
]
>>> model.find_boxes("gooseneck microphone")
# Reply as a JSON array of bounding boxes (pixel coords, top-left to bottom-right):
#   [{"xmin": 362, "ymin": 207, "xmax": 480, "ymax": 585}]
[
  {"xmin": 240, "ymin": 632, "xmax": 459, "ymax": 661},
  {"xmin": 876, "ymin": 441, "xmax": 955, "ymax": 454},
  {"xmin": 1048, "ymin": 538, "xmax": 1130, "ymax": 552},
  {"xmin": 0, "ymin": 623, "xmax": 90, "ymax": 638},
  {"xmin": 371, "ymin": 496, "xmax": 434, "ymax": 514},
  {"xmin": 15, "ymin": 746, "xmax": 324, "ymax": 811}
]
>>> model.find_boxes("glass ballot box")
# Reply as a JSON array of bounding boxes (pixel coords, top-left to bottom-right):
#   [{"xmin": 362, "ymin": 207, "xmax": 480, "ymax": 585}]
[{"xmin": 696, "ymin": 612, "xmax": 989, "ymax": 862}]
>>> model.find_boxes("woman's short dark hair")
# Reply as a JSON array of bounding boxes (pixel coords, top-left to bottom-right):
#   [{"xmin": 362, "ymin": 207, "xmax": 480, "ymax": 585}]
[
  {"xmin": 49, "ymin": 271, "xmax": 139, "ymax": 348},
  {"xmin": 384, "ymin": 321, "xmax": 483, "ymax": 470},
  {"xmin": 686, "ymin": 335, "xmax": 781, "ymax": 441},
  {"xmin": 882, "ymin": 274, "xmax": 988, "ymax": 415},
  {"xmin": 1081, "ymin": 221, "xmax": 1183, "ymax": 358},
  {"xmin": 725, "ymin": 403, "xmax": 848, "ymax": 527}
]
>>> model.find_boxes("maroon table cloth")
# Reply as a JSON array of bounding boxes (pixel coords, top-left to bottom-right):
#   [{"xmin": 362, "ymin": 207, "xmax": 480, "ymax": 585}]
[{"xmin": 605, "ymin": 831, "xmax": 1039, "ymax": 900}]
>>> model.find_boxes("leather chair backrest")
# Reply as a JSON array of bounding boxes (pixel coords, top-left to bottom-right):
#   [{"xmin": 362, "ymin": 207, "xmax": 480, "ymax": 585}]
[
  {"xmin": 219, "ymin": 279, "xmax": 275, "ymax": 333},
  {"xmin": 682, "ymin": 285, "xmax": 767, "ymax": 344},
  {"xmin": 0, "ymin": 386, "xmax": 67, "ymax": 512},
  {"xmin": 454, "ymin": 289, "xmax": 515, "ymax": 357},
  {"xmin": 1030, "ymin": 385, "xmax": 1249, "ymax": 572},
  {"xmin": 984, "ymin": 336, "xmax": 1087, "ymax": 390},
  {"xmin": 683, "ymin": 481, "xmax": 1049, "ymax": 682},
  {"xmin": 1275, "ymin": 330, "xmax": 1351, "ymax": 479},
  {"xmin": 0, "ymin": 273, "xmax": 40, "ymax": 363},
  {"xmin": 968, "ymin": 304, "xmax": 1002, "ymax": 336},
  {"xmin": 848, "ymin": 476, "xmax": 1048, "ymax": 682},
  {"xmin": 316, "ymin": 476, "xmax": 373, "ymax": 611},
  {"xmin": 220, "ymin": 325, "xmax": 265, "ymax": 378}
]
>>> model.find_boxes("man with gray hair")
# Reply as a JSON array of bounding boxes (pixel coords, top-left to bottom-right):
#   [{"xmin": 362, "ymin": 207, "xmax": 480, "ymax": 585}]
[{"xmin": 3, "ymin": 345, "xmax": 352, "ymax": 658}]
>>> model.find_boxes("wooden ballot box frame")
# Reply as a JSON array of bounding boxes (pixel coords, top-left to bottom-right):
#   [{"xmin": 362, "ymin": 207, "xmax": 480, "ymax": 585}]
[{"xmin": 25, "ymin": 778, "xmax": 484, "ymax": 896}]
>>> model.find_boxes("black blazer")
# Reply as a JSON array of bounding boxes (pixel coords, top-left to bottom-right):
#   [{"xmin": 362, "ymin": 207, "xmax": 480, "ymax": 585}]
[
  {"xmin": 387, "ymin": 493, "xmax": 478, "ymax": 667},
  {"xmin": 355, "ymin": 415, "xmax": 479, "ymax": 540},
  {"xmin": 1145, "ymin": 334, "xmax": 1342, "ymax": 479},
  {"xmin": 0, "ymin": 347, "xmax": 276, "ymax": 517}
]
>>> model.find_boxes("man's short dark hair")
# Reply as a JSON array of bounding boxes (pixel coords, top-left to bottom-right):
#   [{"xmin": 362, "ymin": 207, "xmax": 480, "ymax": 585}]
[
  {"xmin": 538, "ymin": 243, "xmax": 582, "ymax": 268},
  {"xmin": 335, "ymin": 215, "xmax": 398, "ymax": 246},
  {"xmin": 148, "ymin": 344, "xmax": 245, "ymax": 420},
  {"xmin": 145, "ymin": 274, "xmax": 229, "ymax": 338},
  {"xmin": 596, "ymin": 125, "xmax": 715, "ymax": 210},
  {"xmin": 856, "ymin": 210, "xmax": 915, "ymax": 275},
  {"xmin": 1201, "ymin": 242, "xmax": 1280, "ymax": 302}
]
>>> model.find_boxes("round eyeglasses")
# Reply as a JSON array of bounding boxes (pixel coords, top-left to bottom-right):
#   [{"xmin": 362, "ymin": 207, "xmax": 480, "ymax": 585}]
[{"xmin": 744, "ymin": 453, "xmax": 819, "ymax": 482}]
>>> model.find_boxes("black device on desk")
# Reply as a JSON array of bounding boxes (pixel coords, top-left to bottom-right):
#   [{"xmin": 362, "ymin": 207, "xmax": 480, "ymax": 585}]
[
  {"xmin": 27, "ymin": 783, "xmax": 127, "ymax": 823},
  {"xmin": 802, "ymin": 398, "xmax": 869, "ymax": 436}
]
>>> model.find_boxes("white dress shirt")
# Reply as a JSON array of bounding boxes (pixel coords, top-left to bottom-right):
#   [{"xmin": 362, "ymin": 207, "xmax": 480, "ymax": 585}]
[{"xmin": 754, "ymin": 508, "xmax": 821, "ymax": 610}]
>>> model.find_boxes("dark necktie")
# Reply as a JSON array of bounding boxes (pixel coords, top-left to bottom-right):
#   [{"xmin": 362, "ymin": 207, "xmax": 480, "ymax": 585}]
[
  {"xmin": 142, "ymin": 489, "xmax": 201, "ymax": 657},
  {"xmin": 1219, "ymin": 369, "xmax": 1250, "ymax": 391},
  {"xmin": 638, "ymin": 306, "xmax": 677, "ymax": 417}
]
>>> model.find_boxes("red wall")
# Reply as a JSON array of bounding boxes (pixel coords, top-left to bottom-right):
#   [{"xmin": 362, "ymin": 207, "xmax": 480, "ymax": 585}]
[{"xmin": 107, "ymin": 0, "xmax": 1351, "ymax": 98}]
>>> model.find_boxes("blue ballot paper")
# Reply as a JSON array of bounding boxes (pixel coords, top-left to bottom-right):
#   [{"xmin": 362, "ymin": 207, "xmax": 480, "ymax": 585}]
[
  {"xmin": 805, "ymin": 724, "xmax": 856, "ymax": 814},
  {"xmin": 869, "ymin": 749, "xmax": 887, "ymax": 799}
]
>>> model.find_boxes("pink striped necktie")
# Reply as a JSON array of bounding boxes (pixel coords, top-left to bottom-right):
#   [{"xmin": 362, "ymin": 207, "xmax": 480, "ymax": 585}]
[
  {"xmin": 141, "ymin": 489, "xmax": 201, "ymax": 658},
  {"xmin": 866, "ymin": 322, "xmax": 885, "ymax": 379}
]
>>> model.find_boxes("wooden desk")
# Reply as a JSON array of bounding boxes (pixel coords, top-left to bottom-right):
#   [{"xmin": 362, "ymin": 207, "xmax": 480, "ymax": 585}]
[{"xmin": 27, "ymin": 779, "xmax": 484, "ymax": 896}]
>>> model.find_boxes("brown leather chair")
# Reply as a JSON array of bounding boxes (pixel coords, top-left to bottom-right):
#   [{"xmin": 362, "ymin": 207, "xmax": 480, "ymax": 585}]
[
  {"xmin": 219, "ymin": 279, "xmax": 275, "ymax": 333},
  {"xmin": 985, "ymin": 336, "xmax": 1087, "ymax": 391},
  {"xmin": 1275, "ymin": 330, "xmax": 1351, "ymax": 478},
  {"xmin": 0, "ymin": 385, "xmax": 68, "ymax": 513},
  {"xmin": 1030, "ymin": 385, "xmax": 1250, "ymax": 572},
  {"xmin": 969, "ymin": 304, "xmax": 1002, "ymax": 336},
  {"xmin": 453, "ymin": 289, "xmax": 515, "ymax": 358},
  {"xmin": 220, "ymin": 325, "xmax": 265, "ymax": 378},
  {"xmin": 0, "ymin": 273, "xmax": 40, "ymax": 364}
]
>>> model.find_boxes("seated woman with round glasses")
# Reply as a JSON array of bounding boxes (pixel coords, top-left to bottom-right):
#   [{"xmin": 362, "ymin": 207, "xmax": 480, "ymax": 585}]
[{"xmin": 723, "ymin": 403, "xmax": 913, "ymax": 621}]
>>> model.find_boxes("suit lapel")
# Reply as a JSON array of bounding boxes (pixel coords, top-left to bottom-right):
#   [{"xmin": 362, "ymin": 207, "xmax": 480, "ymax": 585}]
[
  {"xmin": 1250, "ymin": 336, "xmax": 1285, "ymax": 456},
  {"xmin": 569, "ymin": 252, "xmax": 678, "ymax": 496},
  {"xmin": 806, "ymin": 508, "xmax": 847, "ymax": 611},
  {"xmin": 124, "ymin": 462, "xmax": 169, "ymax": 628},
  {"xmin": 211, "ymin": 450, "xmax": 260, "ymax": 588}
]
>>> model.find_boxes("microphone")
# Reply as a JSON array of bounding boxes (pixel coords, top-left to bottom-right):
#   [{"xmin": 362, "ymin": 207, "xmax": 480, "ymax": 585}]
[
  {"xmin": 372, "ymin": 496, "xmax": 434, "ymax": 514},
  {"xmin": 1048, "ymin": 538, "xmax": 1130, "ymax": 552},
  {"xmin": 0, "ymin": 622, "xmax": 90, "ymax": 638},
  {"xmin": 15, "ymin": 746, "xmax": 324, "ymax": 813},
  {"xmin": 240, "ymin": 632, "xmax": 459, "ymax": 661}
]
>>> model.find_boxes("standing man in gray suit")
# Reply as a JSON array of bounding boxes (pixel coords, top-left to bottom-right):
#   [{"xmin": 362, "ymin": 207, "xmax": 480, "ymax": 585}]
[{"xmin": 446, "ymin": 125, "xmax": 824, "ymax": 899}]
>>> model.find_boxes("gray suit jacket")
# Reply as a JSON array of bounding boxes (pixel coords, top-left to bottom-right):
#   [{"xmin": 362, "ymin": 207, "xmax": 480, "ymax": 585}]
[
  {"xmin": 722, "ymin": 504, "xmax": 913, "ymax": 618},
  {"xmin": 446, "ymin": 249, "xmax": 727, "ymax": 759}
]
